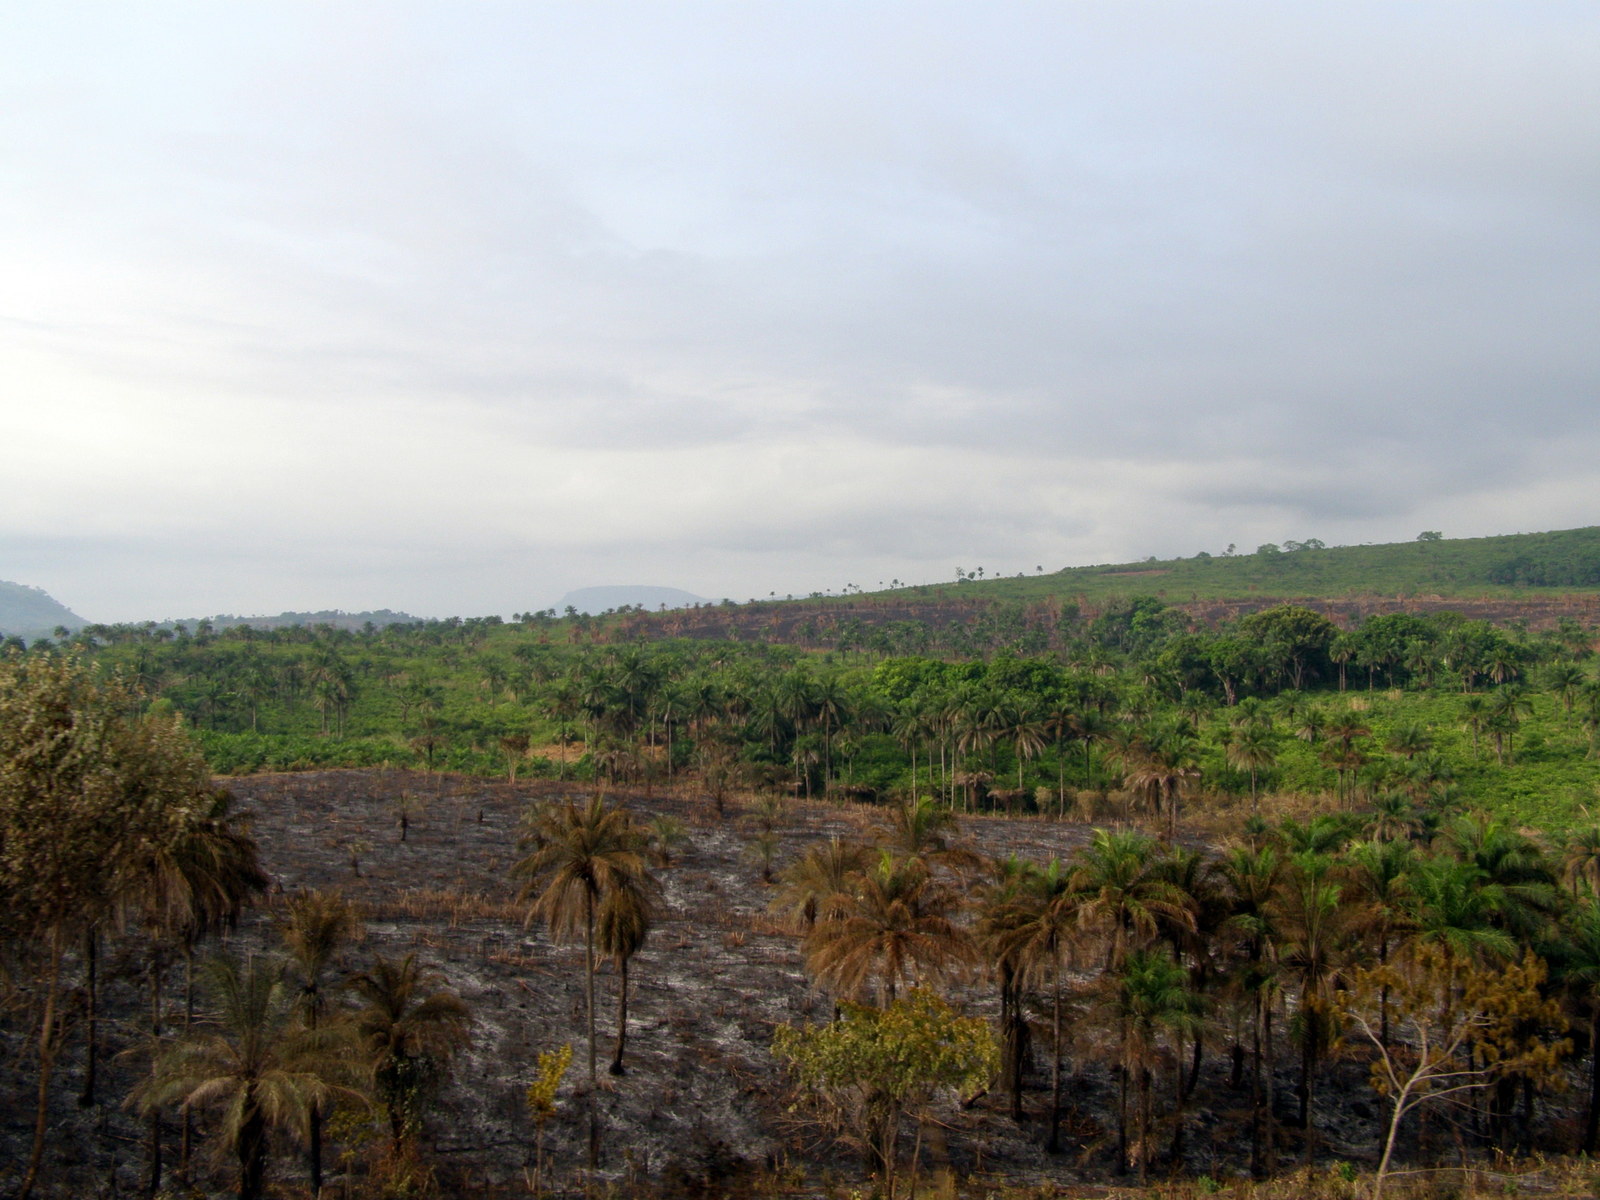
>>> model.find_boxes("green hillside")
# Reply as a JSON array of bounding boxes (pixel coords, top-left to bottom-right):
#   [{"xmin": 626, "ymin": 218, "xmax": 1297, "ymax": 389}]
[{"xmin": 891, "ymin": 525, "xmax": 1600, "ymax": 606}]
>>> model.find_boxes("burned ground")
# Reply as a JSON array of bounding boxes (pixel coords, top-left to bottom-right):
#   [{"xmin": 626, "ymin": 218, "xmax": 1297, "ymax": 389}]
[{"xmin": 0, "ymin": 769, "xmax": 1526, "ymax": 1197}]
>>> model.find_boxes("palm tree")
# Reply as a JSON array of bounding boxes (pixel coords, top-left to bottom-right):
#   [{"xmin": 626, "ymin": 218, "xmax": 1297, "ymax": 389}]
[
  {"xmin": 891, "ymin": 703, "xmax": 934, "ymax": 802},
  {"xmin": 1329, "ymin": 634, "xmax": 1356, "ymax": 692},
  {"xmin": 1443, "ymin": 813, "xmax": 1559, "ymax": 942},
  {"xmin": 1072, "ymin": 829, "xmax": 1193, "ymax": 972},
  {"xmin": 1108, "ymin": 947, "xmax": 1204, "ymax": 1181},
  {"xmin": 1215, "ymin": 843, "xmax": 1284, "ymax": 1177},
  {"xmin": 974, "ymin": 855, "xmax": 1034, "ymax": 1122},
  {"xmin": 281, "ymin": 890, "xmax": 364, "ymax": 1196},
  {"xmin": 132, "ymin": 956, "xmax": 360, "ymax": 1200},
  {"xmin": 1270, "ymin": 852, "xmax": 1353, "ymax": 1159},
  {"xmin": 1155, "ymin": 847, "xmax": 1231, "ymax": 1103},
  {"xmin": 1134, "ymin": 722, "xmax": 1201, "ymax": 838},
  {"xmin": 1342, "ymin": 838, "xmax": 1418, "ymax": 1047},
  {"xmin": 598, "ymin": 873, "xmax": 658, "ymax": 1075},
  {"xmin": 1559, "ymin": 824, "xmax": 1600, "ymax": 896},
  {"xmin": 1225, "ymin": 723, "xmax": 1278, "ymax": 814},
  {"xmin": 131, "ymin": 787, "xmax": 269, "ymax": 1192},
  {"xmin": 349, "ymin": 953, "xmax": 471, "ymax": 1153},
  {"xmin": 992, "ymin": 859, "xmax": 1081, "ymax": 1151},
  {"xmin": 514, "ymin": 795, "xmax": 652, "ymax": 1144},
  {"xmin": 1544, "ymin": 660, "xmax": 1587, "ymax": 717},
  {"xmin": 874, "ymin": 795, "xmax": 982, "ymax": 879},
  {"xmin": 1487, "ymin": 685, "xmax": 1534, "ymax": 765},
  {"xmin": 768, "ymin": 837, "xmax": 873, "ymax": 932},
  {"xmin": 802, "ymin": 852, "xmax": 975, "ymax": 1004},
  {"xmin": 1402, "ymin": 856, "xmax": 1517, "ymax": 968},
  {"xmin": 1003, "ymin": 700, "xmax": 1050, "ymax": 794},
  {"xmin": 1386, "ymin": 722, "xmax": 1433, "ymax": 761}
]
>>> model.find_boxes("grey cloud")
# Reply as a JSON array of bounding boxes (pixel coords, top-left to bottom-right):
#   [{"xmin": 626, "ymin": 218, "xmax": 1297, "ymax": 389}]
[{"xmin": 2, "ymin": 5, "xmax": 1598, "ymax": 619}]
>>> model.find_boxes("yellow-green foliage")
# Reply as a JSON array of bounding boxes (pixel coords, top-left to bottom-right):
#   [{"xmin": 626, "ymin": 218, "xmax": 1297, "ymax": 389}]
[
  {"xmin": 775, "ymin": 988, "xmax": 998, "ymax": 1187},
  {"xmin": 775, "ymin": 990, "xmax": 998, "ymax": 1105},
  {"xmin": 525, "ymin": 1042, "xmax": 571, "ymax": 1124}
]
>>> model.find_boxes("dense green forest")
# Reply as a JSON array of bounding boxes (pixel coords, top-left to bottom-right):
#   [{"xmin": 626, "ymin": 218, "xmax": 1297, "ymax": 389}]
[
  {"xmin": 8, "ymin": 541, "xmax": 1600, "ymax": 1198},
  {"xmin": 29, "ymin": 588, "xmax": 1600, "ymax": 831}
]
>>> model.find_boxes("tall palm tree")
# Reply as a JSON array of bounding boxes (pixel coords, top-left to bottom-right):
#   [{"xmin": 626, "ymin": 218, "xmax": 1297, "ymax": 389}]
[
  {"xmin": 132, "ymin": 956, "xmax": 360, "ymax": 1200},
  {"xmin": 349, "ymin": 953, "xmax": 471, "ymax": 1153},
  {"xmin": 131, "ymin": 787, "xmax": 269, "ymax": 1193},
  {"xmin": 1342, "ymin": 838, "xmax": 1418, "ymax": 1046},
  {"xmin": 1270, "ymin": 852, "xmax": 1352, "ymax": 1159},
  {"xmin": 1072, "ymin": 829, "xmax": 1192, "ymax": 972},
  {"xmin": 992, "ymin": 859, "xmax": 1081, "ymax": 1151},
  {"xmin": 891, "ymin": 703, "xmax": 934, "ymax": 802},
  {"xmin": 515, "ymin": 795, "xmax": 651, "ymax": 1167},
  {"xmin": 1002, "ymin": 700, "xmax": 1050, "ymax": 795},
  {"xmin": 1215, "ymin": 843, "xmax": 1284, "ymax": 1177},
  {"xmin": 1225, "ymin": 723, "xmax": 1278, "ymax": 814},
  {"xmin": 974, "ymin": 854, "xmax": 1034, "ymax": 1122},
  {"xmin": 281, "ymin": 890, "xmax": 364, "ymax": 1196},
  {"xmin": 598, "ymin": 872, "xmax": 658, "ymax": 1075},
  {"xmin": 514, "ymin": 797, "xmax": 651, "ymax": 1110},
  {"xmin": 1108, "ymin": 947, "xmax": 1204, "ymax": 1182}
]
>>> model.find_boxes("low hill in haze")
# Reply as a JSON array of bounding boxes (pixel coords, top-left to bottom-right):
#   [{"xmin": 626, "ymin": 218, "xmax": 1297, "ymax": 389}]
[
  {"xmin": 893, "ymin": 525, "xmax": 1600, "ymax": 606},
  {"xmin": 0, "ymin": 581, "xmax": 86, "ymax": 640}
]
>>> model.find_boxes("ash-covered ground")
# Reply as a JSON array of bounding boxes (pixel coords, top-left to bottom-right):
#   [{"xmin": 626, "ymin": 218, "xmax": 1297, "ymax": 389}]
[{"xmin": 2, "ymin": 770, "xmax": 1427, "ymax": 1197}]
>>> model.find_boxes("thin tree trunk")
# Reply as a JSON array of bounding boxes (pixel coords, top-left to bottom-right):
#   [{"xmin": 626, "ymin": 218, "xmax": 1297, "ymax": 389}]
[
  {"xmin": 147, "ymin": 948, "xmax": 165, "ymax": 1198},
  {"xmin": 1184, "ymin": 1028, "xmax": 1204, "ymax": 1102},
  {"xmin": 1586, "ymin": 1007, "xmax": 1600, "ymax": 1152},
  {"xmin": 181, "ymin": 946, "xmax": 197, "ymax": 1181},
  {"xmin": 609, "ymin": 954, "xmax": 630, "ymax": 1075},
  {"xmin": 1250, "ymin": 989, "xmax": 1264, "ymax": 1178},
  {"xmin": 1301, "ymin": 1002, "xmax": 1318, "ymax": 1165},
  {"xmin": 78, "ymin": 926, "xmax": 98, "ymax": 1108},
  {"xmin": 1048, "ymin": 959, "xmax": 1063, "ymax": 1152},
  {"xmin": 1171, "ymin": 1032, "xmax": 1187, "ymax": 1164},
  {"xmin": 1137, "ymin": 1066, "xmax": 1152, "ymax": 1184},
  {"xmin": 585, "ymin": 893, "xmax": 599, "ymax": 1171},
  {"xmin": 18, "ymin": 925, "xmax": 66, "ymax": 1200},
  {"xmin": 1264, "ymin": 1000, "xmax": 1277, "ymax": 1175}
]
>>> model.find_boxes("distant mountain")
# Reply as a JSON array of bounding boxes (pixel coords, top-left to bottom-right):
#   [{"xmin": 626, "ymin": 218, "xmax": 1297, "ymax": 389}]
[
  {"xmin": 559, "ymin": 586, "xmax": 707, "ymax": 614},
  {"xmin": 0, "ymin": 581, "xmax": 87, "ymax": 640}
]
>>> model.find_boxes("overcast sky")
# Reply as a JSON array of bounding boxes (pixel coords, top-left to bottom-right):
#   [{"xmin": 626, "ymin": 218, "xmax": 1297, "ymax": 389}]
[{"xmin": 3, "ymin": 3, "xmax": 1598, "ymax": 622}]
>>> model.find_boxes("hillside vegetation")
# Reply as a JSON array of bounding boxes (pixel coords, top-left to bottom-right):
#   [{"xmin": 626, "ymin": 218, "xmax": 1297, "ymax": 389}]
[
  {"xmin": 9, "ymin": 525, "xmax": 1600, "ymax": 1198},
  {"xmin": 892, "ymin": 525, "xmax": 1600, "ymax": 606}
]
